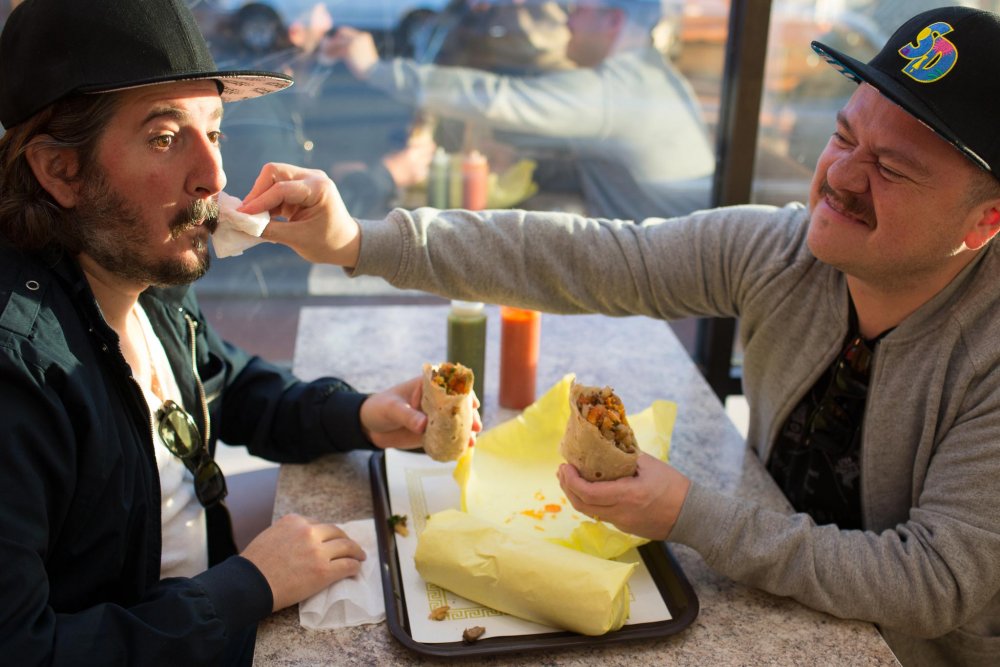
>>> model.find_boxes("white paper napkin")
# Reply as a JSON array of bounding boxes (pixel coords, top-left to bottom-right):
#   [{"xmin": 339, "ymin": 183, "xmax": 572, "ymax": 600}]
[
  {"xmin": 298, "ymin": 518, "xmax": 386, "ymax": 630},
  {"xmin": 212, "ymin": 192, "xmax": 271, "ymax": 258}
]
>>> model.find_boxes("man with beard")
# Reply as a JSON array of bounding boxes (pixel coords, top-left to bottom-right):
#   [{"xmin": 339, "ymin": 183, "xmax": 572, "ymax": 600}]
[
  {"xmin": 250, "ymin": 6, "xmax": 1000, "ymax": 665},
  {"xmin": 0, "ymin": 1, "xmax": 476, "ymax": 665}
]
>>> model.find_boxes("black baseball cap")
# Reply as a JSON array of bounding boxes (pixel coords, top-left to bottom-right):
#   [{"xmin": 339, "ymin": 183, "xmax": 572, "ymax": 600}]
[
  {"xmin": 0, "ymin": 0, "xmax": 294, "ymax": 129},
  {"xmin": 812, "ymin": 6, "xmax": 1000, "ymax": 175}
]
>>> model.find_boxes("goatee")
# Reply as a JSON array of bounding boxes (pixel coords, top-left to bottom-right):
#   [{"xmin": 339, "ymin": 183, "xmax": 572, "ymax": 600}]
[{"xmin": 69, "ymin": 167, "xmax": 220, "ymax": 287}]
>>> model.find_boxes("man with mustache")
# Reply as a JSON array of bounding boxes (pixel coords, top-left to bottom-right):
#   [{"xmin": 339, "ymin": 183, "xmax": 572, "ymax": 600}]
[
  {"xmin": 0, "ymin": 1, "xmax": 467, "ymax": 665},
  {"xmin": 251, "ymin": 6, "xmax": 1000, "ymax": 665}
]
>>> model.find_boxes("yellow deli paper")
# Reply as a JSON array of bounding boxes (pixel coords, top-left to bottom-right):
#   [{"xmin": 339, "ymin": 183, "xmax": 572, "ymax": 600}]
[
  {"xmin": 414, "ymin": 509, "xmax": 636, "ymax": 636},
  {"xmin": 454, "ymin": 374, "xmax": 677, "ymax": 559}
]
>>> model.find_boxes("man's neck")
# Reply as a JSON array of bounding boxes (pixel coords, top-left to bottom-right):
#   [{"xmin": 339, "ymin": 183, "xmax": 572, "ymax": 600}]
[
  {"xmin": 78, "ymin": 254, "xmax": 145, "ymax": 333},
  {"xmin": 846, "ymin": 256, "xmax": 976, "ymax": 339}
]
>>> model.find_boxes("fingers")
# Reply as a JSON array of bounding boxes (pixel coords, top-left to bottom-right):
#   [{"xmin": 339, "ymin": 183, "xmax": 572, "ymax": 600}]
[
  {"xmin": 241, "ymin": 163, "xmax": 331, "ymax": 216},
  {"xmin": 312, "ymin": 521, "xmax": 367, "ymax": 560},
  {"xmin": 243, "ymin": 513, "xmax": 373, "ymax": 610},
  {"xmin": 557, "ymin": 463, "xmax": 614, "ymax": 505},
  {"xmin": 384, "ymin": 398, "xmax": 428, "ymax": 435}
]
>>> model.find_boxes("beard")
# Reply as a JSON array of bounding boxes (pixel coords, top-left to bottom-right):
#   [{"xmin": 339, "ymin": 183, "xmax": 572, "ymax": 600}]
[{"xmin": 68, "ymin": 166, "xmax": 220, "ymax": 287}]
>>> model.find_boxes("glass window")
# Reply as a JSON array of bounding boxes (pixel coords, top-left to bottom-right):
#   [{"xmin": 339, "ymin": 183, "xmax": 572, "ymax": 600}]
[{"xmin": 188, "ymin": 0, "xmax": 730, "ymax": 363}]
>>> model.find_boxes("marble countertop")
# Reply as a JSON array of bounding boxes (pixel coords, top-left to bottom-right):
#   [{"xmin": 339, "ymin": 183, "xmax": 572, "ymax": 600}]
[{"xmin": 253, "ymin": 304, "xmax": 899, "ymax": 666}]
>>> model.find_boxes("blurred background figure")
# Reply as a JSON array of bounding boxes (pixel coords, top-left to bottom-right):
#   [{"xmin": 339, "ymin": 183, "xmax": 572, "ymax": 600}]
[
  {"xmin": 432, "ymin": 1, "xmax": 576, "ymax": 74},
  {"xmin": 324, "ymin": 0, "xmax": 716, "ymax": 222},
  {"xmin": 213, "ymin": 2, "xmax": 298, "ymax": 70}
]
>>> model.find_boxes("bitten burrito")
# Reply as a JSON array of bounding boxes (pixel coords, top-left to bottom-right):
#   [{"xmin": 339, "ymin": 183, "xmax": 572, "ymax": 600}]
[
  {"xmin": 560, "ymin": 382, "xmax": 639, "ymax": 481},
  {"xmin": 415, "ymin": 510, "xmax": 635, "ymax": 635},
  {"xmin": 420, "ymin": 362, "xmax": 475, "ymax": 462}
]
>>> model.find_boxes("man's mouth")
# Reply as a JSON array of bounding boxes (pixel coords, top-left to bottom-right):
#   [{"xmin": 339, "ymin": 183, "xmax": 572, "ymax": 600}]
[
  {"xmin": 819, "ymin": 180, "xmax": 874, "ymax": 228},
  {"xmin": 170, "ymin": 198, "xmax": 220, "ymax": 240}
]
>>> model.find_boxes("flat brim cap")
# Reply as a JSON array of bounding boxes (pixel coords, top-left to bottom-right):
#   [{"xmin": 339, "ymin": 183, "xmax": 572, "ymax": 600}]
[
  {"xmin": 0, "ymin": 0, "xmax": 293, "ymax": 129},
  {"xmin": 812, "ymin": 6, "xmax": 1000, "ymax": 174}
]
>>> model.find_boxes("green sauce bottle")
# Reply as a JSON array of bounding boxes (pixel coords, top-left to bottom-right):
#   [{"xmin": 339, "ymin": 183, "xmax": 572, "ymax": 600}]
[{"xmin": 447, "ymin": 301, "xmax": 487, "ymax": 402}]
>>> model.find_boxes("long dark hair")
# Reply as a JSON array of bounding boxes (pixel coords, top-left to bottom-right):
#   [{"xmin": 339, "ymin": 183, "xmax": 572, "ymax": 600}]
[{"xmin": 0, "ymin": 93, "xmax": 119, "ymax": 252}]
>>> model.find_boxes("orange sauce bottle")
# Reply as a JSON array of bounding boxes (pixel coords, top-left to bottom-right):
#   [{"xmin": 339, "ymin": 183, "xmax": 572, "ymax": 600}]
[
  {"xmin": 499, "ymin": 306, "xmax": 541, "ymax": 409},
  {"xmin": 462, "ymin": 150, "xmax": 489, "ymax": 211}
]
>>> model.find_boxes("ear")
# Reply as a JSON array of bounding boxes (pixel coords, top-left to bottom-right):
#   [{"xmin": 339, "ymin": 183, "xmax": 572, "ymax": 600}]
[
  {"xmin": 24, "ymin": 135, "xmax": 82, "ymax": 208},
  {"xmin": 963, "ymin": 204, "xmax": 1000, "ymax": 250}
]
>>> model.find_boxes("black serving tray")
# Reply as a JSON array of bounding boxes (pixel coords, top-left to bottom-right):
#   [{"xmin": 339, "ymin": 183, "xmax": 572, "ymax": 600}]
[{"xmin": 368, "ymin": 451, "xmax": 699, "ymax": 658}]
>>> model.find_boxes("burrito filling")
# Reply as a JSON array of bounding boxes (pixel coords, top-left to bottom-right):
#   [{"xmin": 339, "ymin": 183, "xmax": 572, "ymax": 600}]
[
  {"xmin": 431, "ymin": 361, "xmax": 473, "ymax": 395},
  {"xmin": 575, "ymin": 387, "xmax": 637, "ymax": 454}
]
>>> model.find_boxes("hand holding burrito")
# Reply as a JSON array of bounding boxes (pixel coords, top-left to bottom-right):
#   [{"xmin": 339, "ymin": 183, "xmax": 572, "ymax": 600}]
[
  {"xmin": 560, "ymin": 382, "xmax": 639, "ymax": 482},
  {"xmin": 420, "ymin": 362, "xmax": 475, "ymax": 462}
]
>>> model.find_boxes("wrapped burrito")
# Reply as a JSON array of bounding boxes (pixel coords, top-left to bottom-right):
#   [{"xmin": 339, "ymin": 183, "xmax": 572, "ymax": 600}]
[
  {"xmin": 415, "ymin": 509, "xmax": 635, "ymax": 635},
  {"xmin": 420, "ymin": 362, "xmax": 475, "ymax": 462},
  {"xmin": 560, "ymin": 382, "xmax": 638, "ymax": 481}
]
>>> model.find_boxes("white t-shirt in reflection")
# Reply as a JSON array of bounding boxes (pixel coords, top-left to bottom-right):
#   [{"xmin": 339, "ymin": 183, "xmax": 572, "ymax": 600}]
[{"xmin": 135, "ymin": 305, "xmax": 209, "ymax": 579}]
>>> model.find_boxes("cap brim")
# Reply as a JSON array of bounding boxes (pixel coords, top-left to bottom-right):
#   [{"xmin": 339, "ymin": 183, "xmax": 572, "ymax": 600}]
[
  {"xmin": 811, "ymin": 40, "xmax": 990, "ymax": 171},
  {"xmin": 79, "ymin": 70, "xmax": 294, "ymax": 103}
]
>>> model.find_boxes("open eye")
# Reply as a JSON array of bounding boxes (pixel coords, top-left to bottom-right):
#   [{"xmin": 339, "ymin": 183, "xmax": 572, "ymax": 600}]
[{"xmin": 151, "ymin": 135, "xmax": 174, "ymax": 149}]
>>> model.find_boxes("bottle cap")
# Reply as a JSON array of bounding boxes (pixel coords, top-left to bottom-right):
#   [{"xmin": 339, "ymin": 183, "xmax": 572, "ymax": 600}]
[{"xmin": 451, "ymin": 300, "xmax": 485, "ymax": 316}]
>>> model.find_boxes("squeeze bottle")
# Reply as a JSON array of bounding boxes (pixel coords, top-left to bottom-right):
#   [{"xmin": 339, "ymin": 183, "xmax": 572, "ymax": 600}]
[
  {"xmin": 447, "ymin": 301, "xmax": 487, "ymax": 401},
  {"xmin": 499, "ymin": 307, "xmax": 541, "ymax": 409}
]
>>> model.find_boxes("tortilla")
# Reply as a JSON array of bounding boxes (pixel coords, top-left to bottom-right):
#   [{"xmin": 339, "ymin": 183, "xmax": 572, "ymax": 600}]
[
  {"xmin": 420, "ymin": 362, "xmax": 475, "ymax": 462},
  {"xmin": 559, "ymin": 382, "xmax": 638, "ymax": 482}
]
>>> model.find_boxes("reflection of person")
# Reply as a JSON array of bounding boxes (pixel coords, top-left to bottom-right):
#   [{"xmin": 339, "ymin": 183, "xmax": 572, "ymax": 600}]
[
  {"xmin": 203, "ymin": 3, "xmax": 436, "ymax": 215},
  {"xmin": 433, "ymin": 1, "xmax": 576, "ymax": 74},
  {"xmin": 251, "ymin": 7, "xmax": 1000, "ymax": 665},
  {"xmin": 0, "ymin": 1, "xmax": 475, "ymax": 664},
  {"xmin": 212, "ymin": 2, "xmax": 297, "ymax": 69},
  {"xmin": 324, "ymin": 0, "xmax": 715, "ymax": 221}
]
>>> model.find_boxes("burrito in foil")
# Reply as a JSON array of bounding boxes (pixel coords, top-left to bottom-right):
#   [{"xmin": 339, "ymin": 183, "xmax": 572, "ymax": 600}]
[
  {"xmin": 415, "ymin": 509, "xmax": 635, "ymax": 635},
  {"xmin": 420, "ymin": 362, "xmax": 475, "ymax": 462},
  {"xmin": 560, "ymin": 382, "xmax": 639, "ymax": 481}
]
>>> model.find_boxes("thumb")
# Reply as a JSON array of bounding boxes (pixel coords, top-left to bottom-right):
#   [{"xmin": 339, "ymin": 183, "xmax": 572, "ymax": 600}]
[
  {"xmin": 369, "ymin": 395, "xmax": 427, "ymax": 435},
  {"xmin": 398, "ymin": 402, "xmax": 428, "ymax": 434}
]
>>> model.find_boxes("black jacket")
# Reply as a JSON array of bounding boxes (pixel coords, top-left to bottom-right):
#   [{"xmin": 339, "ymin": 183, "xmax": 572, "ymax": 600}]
[{"xmin": 0, "ymin": 245, "xmax": 371, "ymax": 665}]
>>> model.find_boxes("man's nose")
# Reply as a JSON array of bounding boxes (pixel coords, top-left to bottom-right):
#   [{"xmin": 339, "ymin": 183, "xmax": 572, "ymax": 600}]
[
  {"xmin": 188, "ymin": 134, "xmax": 227, "ymax": 197},
  {"xmin": 825, "ymin": 150, "xmax": 869, "ymax": 194}
]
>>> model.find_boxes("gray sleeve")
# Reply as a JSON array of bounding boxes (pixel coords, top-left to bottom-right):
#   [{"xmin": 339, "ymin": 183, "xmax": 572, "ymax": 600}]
[
  {"xmin": 366, "ymin": 59, "xmax": 607, "ymax": 137},
  {"xmin": 353, "ymin": 204, "xmax": 807, "ymax": 320},
  {"xmin": 671, "ymin": 394, "xmax": 1000, "ymax": 638}
]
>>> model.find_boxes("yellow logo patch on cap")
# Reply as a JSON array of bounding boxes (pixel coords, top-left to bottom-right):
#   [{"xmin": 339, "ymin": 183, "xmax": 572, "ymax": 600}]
[{"xmin": 899, "ymin": 21, "xmax": 957, "ymax": 83}]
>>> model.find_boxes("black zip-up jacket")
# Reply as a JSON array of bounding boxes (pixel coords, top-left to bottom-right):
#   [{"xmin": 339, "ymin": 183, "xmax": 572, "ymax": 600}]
[{"xmin": 0, "ymin": 245, "xmax": 372, "ymax": 665}]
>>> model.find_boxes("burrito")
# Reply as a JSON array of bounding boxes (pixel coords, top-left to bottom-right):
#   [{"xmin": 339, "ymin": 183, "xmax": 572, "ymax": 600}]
[
  {"xmin": 560, "ymin": 382, "xmax": 638, "ymax": 481},
  {"xmin": 415, "ymin": 509, "xmax": 635, "ymax": 635},
  {"xmin": 420, "ymin": 362, "xmax": 475, "ymax": 462}
]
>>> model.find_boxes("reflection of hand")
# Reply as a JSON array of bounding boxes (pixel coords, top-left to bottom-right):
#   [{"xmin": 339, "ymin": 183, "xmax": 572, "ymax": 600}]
[
  {"xmin": 321, "ymin": 26, "xmax": 379, "ymax": 79},
  {"xmin": 557, "ymin": 453, "xmax": 691, "ymax": 540},
  {"xmin": 241, "ymin": 514, "xmax": 366, "ymax": 612},
  {"xmin": 382, "ymin": 133, "xmax": 437, "ymax": 188},
  {"xmin": 243, "ymin": 162, "xmax": 361, "ymax": 267},
  {"xmin": 360, "ymin": 376, "xmax": 483, "ymax": 450}
]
